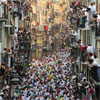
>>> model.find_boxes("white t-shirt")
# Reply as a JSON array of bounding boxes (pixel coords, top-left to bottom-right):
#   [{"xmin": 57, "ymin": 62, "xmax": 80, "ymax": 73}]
[
  {"xmin": 85, "ymin": 11, "xmax": 89, "ymax": 21},
  {"xmin": 93, "ymin": 60, "xmax": 100, "ymax": 67},
  {"xmin": 93, "ymin": 5, "xmax": 96, "ymax": 12},
  {"xmin": 87, "ymin": 46, "xmax": 94, "ymax": 54},
  {"xmin": 98, "ymin": 15, "xmax": 100, "ymax": 20},
  {"xmin": 0, "ymin": 96, "xmax": 3, "ymax": 100},
  {"xmin": 88, "ymin": 5, "xmax": 95, "ymax": 14},
  {"xmin": 22, "ymin": 95, "xmax": 25, "ymax": 100}
]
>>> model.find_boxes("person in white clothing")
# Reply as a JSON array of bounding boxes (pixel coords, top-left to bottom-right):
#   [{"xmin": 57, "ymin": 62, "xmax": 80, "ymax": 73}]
[
  {"xmin": 0, "ymin": 96, "xmax": 3, "ymax": 100},
  {"xmin": 87, "ymin": 44, "xmax": 94, "ymax": 54}
]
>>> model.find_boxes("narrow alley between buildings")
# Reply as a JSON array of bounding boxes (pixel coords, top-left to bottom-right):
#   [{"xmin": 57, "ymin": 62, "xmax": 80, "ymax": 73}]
[{"xmin": 0, "ymin": 0, "xmax": 100, "ymax": 100}]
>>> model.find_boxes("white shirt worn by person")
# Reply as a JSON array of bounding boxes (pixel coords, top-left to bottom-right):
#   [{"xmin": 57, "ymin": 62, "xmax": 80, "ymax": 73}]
[
  {"xmin": 98, "ymin": 15, "xmax": 100, "ymax": 20},
  {"xmin": 87, "ymin": 46, "xmax": 94, "ymax": 54},
  {"xmin": 0, "ymin": 96, "xmax": 3, "ymax": 100},
  {"xmin": 88, "ymin": 5, "xmax": 95, "ymax": 14}
]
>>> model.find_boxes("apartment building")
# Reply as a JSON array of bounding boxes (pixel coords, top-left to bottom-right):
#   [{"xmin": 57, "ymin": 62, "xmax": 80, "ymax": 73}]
[{"xmin": 0, "ymin": 0, "xmax": 31, "ymax": 65}]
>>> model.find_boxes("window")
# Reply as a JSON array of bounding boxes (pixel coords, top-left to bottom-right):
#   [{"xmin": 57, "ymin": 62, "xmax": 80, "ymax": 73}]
[
  {"xmin": 81, "ymin": 30, "xmax": 86, "ymax": 46},
  {"xmin": 80, "ymin": 28, "xmax": 91, "ymax": 46},
  {"xmin": 86, "ymin": 30, "xmax": 90, "ymax": 45}
]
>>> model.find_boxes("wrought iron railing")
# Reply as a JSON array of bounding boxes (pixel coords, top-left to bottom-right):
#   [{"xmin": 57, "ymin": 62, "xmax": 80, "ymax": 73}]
[
  {"xmin": 95, "ymin": 27, "xmax": 100, "ymax": 37},
  {"xmin": 89, "ymin": 66, "xmax": 100, "ymax": 82}
]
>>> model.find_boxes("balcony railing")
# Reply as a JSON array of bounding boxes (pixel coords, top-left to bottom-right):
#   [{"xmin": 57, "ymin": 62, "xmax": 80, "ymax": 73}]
[
  {"xmin": 95, "ymin": 27, "xmax": 100, "ymax": 37},
  {"xmin": 89, "ymin": 66, "xmax": 100, "ymax": 82}
]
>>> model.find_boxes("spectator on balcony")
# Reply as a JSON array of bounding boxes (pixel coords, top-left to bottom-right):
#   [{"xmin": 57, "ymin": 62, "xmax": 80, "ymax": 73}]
[
  {"xmin": 93, "ymin": 58, "xmax": 100, "ymax": 81},
  {"xmin": 89, "ymin": 85, "xmax": 94, "ymax": 100},
  {"xmin": 85, "ymin": 8, "xmax": 91, "ymax": 27},
  {"xmin": 93, "ymin": 2, "xmax": 96, "ymax": 13},
  {"xmin": 88, "ymin": 2, "xmax": 96, "ymax": 16},
  {"xmin": 76, "ymin": 14, "xmax": 80, "ymax": 28},
  {"xmin": 97, "ymin": 13, "xmax": 100, "ymax": 27},
  {"xmin": 0, "ymin": 64, "xmax": 5, "ymax": 76},
  {"xmin": 91, "ymin": 54, "xmax": 97, "ymax": 60},
  {"xmin": 87, "ymin": 44, "xmax": 94, "ymax": 54},
  {"xmin": 82, "ymin": 5, "xmax": 87, "ymax": 12},
  {"xmin": 79, "ymin": 12, "xmax": 87, "ymax": 28},
  {"xmin": 3, "ymin": 48, "xmax": 8, "ymax": 65},
  {"xmin": 80, "ymin": 44, "xmax": 87, "ymax": 62}
]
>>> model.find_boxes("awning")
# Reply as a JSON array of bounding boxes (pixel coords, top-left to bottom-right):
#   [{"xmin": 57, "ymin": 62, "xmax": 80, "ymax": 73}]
[{"xmin": 3, "ymin": 25, "xmax": 12, "ymax": 27}]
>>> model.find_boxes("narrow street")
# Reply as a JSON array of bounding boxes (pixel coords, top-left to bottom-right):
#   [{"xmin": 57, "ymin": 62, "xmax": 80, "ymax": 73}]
[
  {"xmin": 13, "ymin": 47, "xmax": 81, "ymax": 100},
  {"xmin": 0, "ymin": 0, "xmax": 100, "ymax": 100}
]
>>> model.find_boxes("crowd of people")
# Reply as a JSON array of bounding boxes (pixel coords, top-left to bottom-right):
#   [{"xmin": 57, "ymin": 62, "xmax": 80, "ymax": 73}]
[
  {"xmin": 0, "ymin": 46, "xmax": 96, "ymax": 100},
  {"xmin": 6, "ymin": 47, "xmax": 92, "ymax": 100},
  {"xmin": 0, "ymin": 26, "xmax": 31, "ymax": 100},
  {"xmin": 0, "ymin": 0, "xmax": 99, "ymax": 100},
  {"xmin": 19, "ymin": 48, "xmax": 79, "ymax": 100},
  {"xmin": 68, "ymin": 1, "xmax": 100, "ymax": 31}
]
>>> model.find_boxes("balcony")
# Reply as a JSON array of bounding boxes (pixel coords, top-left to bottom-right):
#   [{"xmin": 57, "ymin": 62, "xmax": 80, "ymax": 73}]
[
  {"xmin": 95, "ymin": 27, "xmax": 100, "ymax": 37},
  {"xmin": 0, "ymin": 17, "xmax": 8, "ymax": 22},
  {"xmin": 89, "ymin": 66, "xmax": 100, "ymax": 82}
]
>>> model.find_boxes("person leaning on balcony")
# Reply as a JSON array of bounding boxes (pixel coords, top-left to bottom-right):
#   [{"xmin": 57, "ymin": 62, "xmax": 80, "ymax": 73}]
[
  {"xmin": 97, "ymin": 13, "xmax": 100, "ymax": 27},
  {"xmin": 85, "ymin": 8, "xmax": 91, "ymax": 27},
  {"xmin": 0, "ymin": 64, "xmax": 5, "ymax": 76},
  {"xmin": 88, "ymin": 2, "xmax": 96, "ymax": 16},
  {"xmin": 87, "ymin": 44, "xmax": 94, "ymax": 54},
  {"xmin": 3, "ymin": 48, "xmax": 8, "ymax": 65},
  {"xmin": 89, "ymin": 85, "xmax": 94, "ymax": 100}
]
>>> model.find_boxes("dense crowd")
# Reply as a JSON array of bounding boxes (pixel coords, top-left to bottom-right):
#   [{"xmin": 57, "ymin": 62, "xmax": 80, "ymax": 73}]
[
  {"xmin": 7, "ymin": 47, "xmax": 92, "ymax": 100},
  {"xmin": 0, "ymin": 0, "xmax": 99, "ymax": 100},
  {"xmin": 0, "ymin": 47, "xmax": 95, "ymax": 100},
  {"xmin": 67, "ymin": 1, "xmax": 100, "ymax": 31},
  {"xmin": 20, "ymin": 49, "xmax": 79, "ymax": 100}
]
